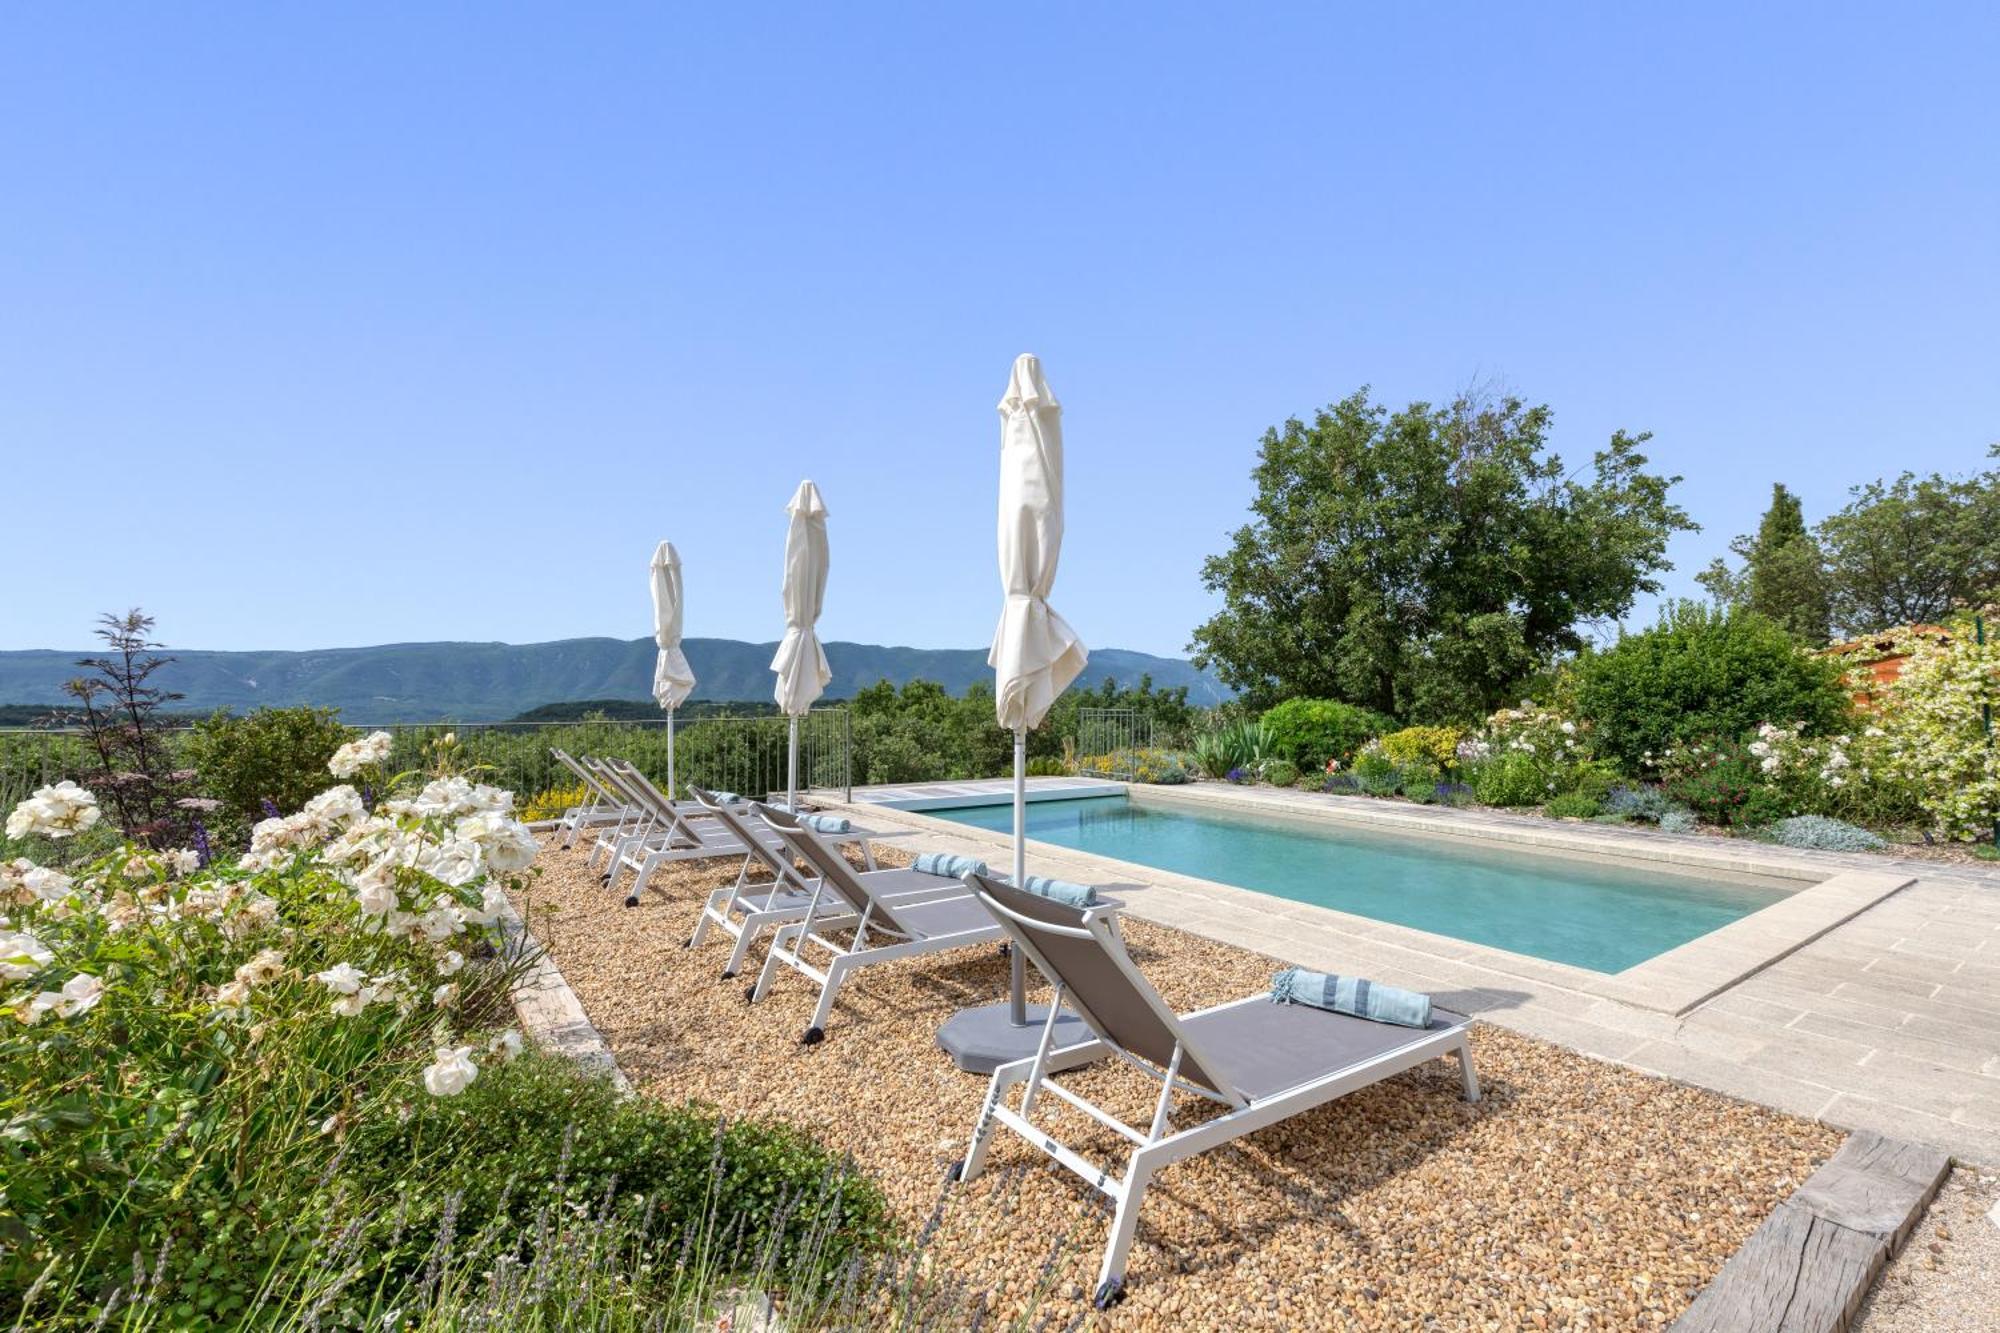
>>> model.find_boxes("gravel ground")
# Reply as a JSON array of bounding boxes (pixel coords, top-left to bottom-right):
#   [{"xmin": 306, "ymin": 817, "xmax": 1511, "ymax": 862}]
[
  {"xmin": 1852, "ymin": 1167, "xmax": 2000, "ymax": 1331},
  {"xmin": 519, "ymin": 836, "xmax": 1841, "ymax": 1330}
]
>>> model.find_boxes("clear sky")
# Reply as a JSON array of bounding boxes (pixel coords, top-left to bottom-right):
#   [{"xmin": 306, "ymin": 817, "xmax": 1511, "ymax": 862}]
[{"xmin": 3, "ymin": 4, "xmax": 1995, "ymax": 659}]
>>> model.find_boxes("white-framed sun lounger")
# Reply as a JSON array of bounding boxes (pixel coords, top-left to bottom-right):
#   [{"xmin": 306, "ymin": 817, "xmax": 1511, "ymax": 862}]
[
  {"xmin": 752, "ymin": 803, "xmax": 1003, "ymax": 1044},
  {"xmin": 550, "ymin": 748, "xmax": 641, "ymax": 848},
  {"xmin": 600, "ymin": 762, "xmax": 876, "ymax": 908},
  {"xmin": 683, "ymin": 786, "xmax": 909, "ymax": 977},
  {"xmin": 954, "ymin": 870, "xmax": 1479, "ymax": 1310},
  {"xmin": 592, "ymin": 761, "xmax": 761, "ymax": 904}
]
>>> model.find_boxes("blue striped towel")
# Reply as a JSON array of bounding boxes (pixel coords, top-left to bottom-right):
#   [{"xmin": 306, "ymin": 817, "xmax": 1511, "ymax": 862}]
[
  {"xmin": 799, "ymin": 812, "xmax": 851, "ymax": 834},
  {"xmin": 1270, "ymin": 968, "xmax": 1431, "ymax": 1028},
  {"xmin": 911, "ymin": 852, "xmax": 988, "ymax": 880},
  {"xmin": 1020, "ymin": 875, "xmax": 1099, "ymax": 909},
  {"xmin": 706, "ymin": 790, "xmax": 742, "ymax": 805}
]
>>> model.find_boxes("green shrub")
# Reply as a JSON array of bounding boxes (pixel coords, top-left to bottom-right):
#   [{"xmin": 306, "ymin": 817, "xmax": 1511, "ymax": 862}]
[
  {"xmin": 1396, "ymin": 760, "xmax": 1444, "ymax": 797},
  {"xmin": 1764, "ymin": 815, "xmax": 1886, "ymax": 852},
  {"xmin": 1570, "ymin": 602, "xmax": 1850, "ymax": 774},
  {"xmin": 1660, "ymin": 739, "xmax": 1790, "ymax": 827},
  {"xmin": 1193, "ymin": 719, "xmax": 1272, "ymax": 778},
  {"xmin": 1602, "ymin": 784, "xmax": 1683, "ymax": 823},
  {"xmin": 1260, "ymin": 758, "xmax": 1301, "ymax": 787},
  {"xmin": 182, "ymin": 706, "xmax": 356, "ymax": 834},
  {"xmin": 338, "ymin": 1053, "xmax": 892, "ymax": 1287},
  {"xmin": 1543, "ymin": 791, "xmax": 1602, "ymax": 819},
  {"xmin": 1469, "ymin": 752, "xmax": 1547, "ymax": 806},
  {"xmin": 1349, "ymin": 744, "xmax": 1403, "ymax": 795},
  {"xmin": 1379, "ymin": 725, "xmax": 1464, "ymax": 771},
  {"xmin": 1025, "ymin": 755, "xmax": 1069, "ymax": 777},
  {"xmin": 1259, "ymin": 698, "xmax": 1394, "ymax": 769}
]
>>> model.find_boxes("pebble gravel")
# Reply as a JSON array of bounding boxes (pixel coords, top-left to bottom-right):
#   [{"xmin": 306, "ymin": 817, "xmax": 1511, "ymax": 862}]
[{"xmin": 518, "ymin": 835, "xmax": 1842, "ymax": 1329}]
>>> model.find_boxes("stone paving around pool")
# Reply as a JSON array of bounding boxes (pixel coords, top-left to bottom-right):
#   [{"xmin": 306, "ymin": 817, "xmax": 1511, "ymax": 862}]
[{"xmin": 829, "ymin": 780, "xmax": 2000, "ymax": 1167}]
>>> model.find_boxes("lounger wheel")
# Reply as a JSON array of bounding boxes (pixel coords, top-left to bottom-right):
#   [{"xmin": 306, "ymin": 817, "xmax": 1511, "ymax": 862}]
[
  {"xmin": 623, "ymin": 895, "xmax": 639, "ymax": 908},
  {"xmin": 720, "ymin": 968, "xmax": 736, "ymax": 979},
  {"xmin": 742, "ymin": 983, "xmax": 759, "ymax": 1003},
  {"xmin": 800, "ymin": 1026, "xmax": 824, "ymax": 1046},
  {"xmin": 947, "ymin": 1159, "xmax": 964, "ymax": 1182},
  {"xmin": 1092, "ymin": 1280, "xmax": 1125, "ymax": 1311}
]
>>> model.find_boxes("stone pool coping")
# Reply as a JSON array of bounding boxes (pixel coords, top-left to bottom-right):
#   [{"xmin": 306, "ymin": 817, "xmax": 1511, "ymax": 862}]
[{"xmin": 823, "ymin": 779, "xmax": 1916, "ymax": 1017}]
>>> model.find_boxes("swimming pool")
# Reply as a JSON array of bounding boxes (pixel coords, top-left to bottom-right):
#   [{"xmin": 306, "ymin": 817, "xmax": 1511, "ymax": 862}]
[{"xmin": 923, "ymin": 794, "xmax": 1794, "ymax": 973}]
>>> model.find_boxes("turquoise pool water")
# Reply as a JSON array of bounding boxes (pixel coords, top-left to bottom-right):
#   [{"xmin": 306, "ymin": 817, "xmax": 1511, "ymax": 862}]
[{"xmin": 924, "ymin": 795, "xmax": 1794, "ymax": 973}]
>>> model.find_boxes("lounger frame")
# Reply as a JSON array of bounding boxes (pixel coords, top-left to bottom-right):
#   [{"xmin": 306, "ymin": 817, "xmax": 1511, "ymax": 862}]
[
  {"xmin": 956, "ymin": 879, "xmax": 1479, "ymax": 1308},
  {"xmin": 751, "ymin": 804, "xmax": 999, "ymax": 1042}
]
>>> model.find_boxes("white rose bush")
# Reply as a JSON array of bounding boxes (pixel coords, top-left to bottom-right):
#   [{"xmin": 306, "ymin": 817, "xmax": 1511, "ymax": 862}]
[{"xmin": 0, "ymin": 750, "xmax": 541, "ymax": 1322}]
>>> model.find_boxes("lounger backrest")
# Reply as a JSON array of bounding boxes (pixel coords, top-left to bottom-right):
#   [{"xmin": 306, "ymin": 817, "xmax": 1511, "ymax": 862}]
[
  {"xmin": 596, "ymin": 760, "xmax": 698, "ymax": 844},
  {"xmin": 557, "ymin": 750, "xmax": 630, "ymax": 806},
  {"xmin": 757, "ymin": 804, "xmax": 913, "ymax": 936},
  {"xmin": 967, "ymin": 872, "xmax": 1228, "ymax": 1099},
  {"xmin": 689, "ymin": 787, "xmax": 798, "ymax": 885}
]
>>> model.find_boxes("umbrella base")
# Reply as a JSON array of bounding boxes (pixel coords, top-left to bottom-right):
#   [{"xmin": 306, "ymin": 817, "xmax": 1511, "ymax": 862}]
[{"xmin": 937, "ymin": 1002, "xmax": 1092, "ymax": 1075}]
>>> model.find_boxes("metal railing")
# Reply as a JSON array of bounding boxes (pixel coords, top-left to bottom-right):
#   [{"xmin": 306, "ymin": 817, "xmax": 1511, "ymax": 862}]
[
  {"xmin": 0, "ymin": 709, "xmax": 854, "ymax": 813},
  {"xmin": 1075, "ymin": 707, "xmax": 1154, "ymax": 779}
]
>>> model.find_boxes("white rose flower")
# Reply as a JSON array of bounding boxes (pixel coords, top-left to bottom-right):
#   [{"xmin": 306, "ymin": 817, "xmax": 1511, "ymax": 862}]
[
  {"xmin": 438, "ymin": 949, "xmax": 465, "ymax": 976},
  {"xmin": 432, "ymin": 981, "xmax": 459, "ymax": 1008},
  {"xmin": 487, "ymin": 1028, "xmax": 523, "ymax": 1062},
  {"xmin": 303, "ymin": 785, "xmax": 367, "ymax": 828},
  {"xmin": 166, "ymin": 849, "xmax": 201, "ymax": 876},
  {"xmin": 459, "ymin": 885, "xmax": 508, "ymax": 929},
  {"xmin": 57, "ymin": 973, "xmax": 104, "ymax": 1018},
  {"xmin": 328, "ymin": 731, "xmax": 394, "ymax": 779},
  {"xmin": 0, "ymin": 930, "xmax": 53, "ymax": 981},
  {"xmin": 330, "ymin": 990, "xmax": 371, "ymax": 1018},
  {"xmin": 234, "ymin": 948, "xmax": 286, "ymax": 986},
  {"xmin": 422, "ymin": 1044, "xmax": 479, "ymax": 1097},
  {"xmin": 314, "ymin": 962, "xmax": 367, "ymax": 995},
  {"xmin": 6, "ymin": 781, "xmax": 102, "ymax": 840},
  {"xmin": 24, "ymin": 867, "xmax": 73, "ymax": 902}
]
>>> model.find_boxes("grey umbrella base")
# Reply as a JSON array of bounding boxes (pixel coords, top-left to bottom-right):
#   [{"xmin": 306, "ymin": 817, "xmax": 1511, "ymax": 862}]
[{"xmin": 937, "ymin": 1001, "xmax": 1093, "ymax": 1074}]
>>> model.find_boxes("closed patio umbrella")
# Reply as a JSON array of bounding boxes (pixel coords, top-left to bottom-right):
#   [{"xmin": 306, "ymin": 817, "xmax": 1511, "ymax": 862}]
[
  {"xmin": 650, "ymin": 541, "xmax": 697, "ymax": 798},
  {"xmin": 939, "ymin": 353, "xmax": 1090, "ymax": 1073},
  {"xmin": 771, "ymin": 480, "xmax": 831, "ymax": 809}
]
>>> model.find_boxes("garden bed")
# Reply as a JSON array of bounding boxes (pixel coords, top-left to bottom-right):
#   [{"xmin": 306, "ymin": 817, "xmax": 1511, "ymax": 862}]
[{"xmin": 521, "ymin": 836, "xmax": 1843, "ymax": 1329}]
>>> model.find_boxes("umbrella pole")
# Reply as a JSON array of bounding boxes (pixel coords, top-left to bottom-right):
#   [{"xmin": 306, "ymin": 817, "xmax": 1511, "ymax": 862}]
[
  {"xmin": 1010, "ymin": 724, "xmax": 1028, "ymax": 1026},
  {"xmin": 787, "ymin": 714, "xmax": 800, "ymax": 810},
  {"xmin": 666, "ymin": 707, "xmax": 676, "ymax": 801}
]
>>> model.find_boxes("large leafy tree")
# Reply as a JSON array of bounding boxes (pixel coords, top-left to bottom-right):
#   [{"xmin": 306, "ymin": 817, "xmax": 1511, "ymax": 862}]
[
  {"xmin": 1696, "ymin": 483, "xmax": 1832, "ymax": 643},
  {"xmin": 1818, "ymin": 452, "xmax": 2000, "ymax": 637},
  {"xmin": 1189, "ymin": 389, "xmax": 1693, "ymax": 722}
]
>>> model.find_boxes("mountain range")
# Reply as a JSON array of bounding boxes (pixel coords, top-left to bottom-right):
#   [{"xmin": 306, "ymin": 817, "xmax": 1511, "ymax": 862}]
[{"xmin": 0, "ymin": 637, "xmax": 1228, "ymax": 723}]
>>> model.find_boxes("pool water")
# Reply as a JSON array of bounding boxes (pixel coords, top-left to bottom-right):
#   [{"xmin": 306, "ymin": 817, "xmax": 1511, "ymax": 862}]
[{"xmin": 926, "ymin": 795, "xmax": 1793, "ymax": 973}]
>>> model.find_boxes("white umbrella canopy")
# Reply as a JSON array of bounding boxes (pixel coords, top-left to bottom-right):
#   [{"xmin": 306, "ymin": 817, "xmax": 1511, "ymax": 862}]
[
  {"xmin": 650, "ymin": 541, "xmax": 696, "ymax": 710},
  {"xmin": 649, "ymin": 540, "xmax": 696, "ymax": 798},
  {"xmin": 992, "ymin": 352, "xmax": 1086, "ymax": 1024},
  {"xmin": 771, "ymin": 480, "xmax": 831, "ymax": 806},
  {"xmin": 991, "ymin": 353, "xmax": 1087, "ymax": 733}
]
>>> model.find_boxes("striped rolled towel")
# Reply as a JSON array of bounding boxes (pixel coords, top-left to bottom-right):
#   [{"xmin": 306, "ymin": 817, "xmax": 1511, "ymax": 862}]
[
  {"xmin": 1270, "ymin": 968, "xmax": 1431, "ymax": 1028},
  {"xmin": 1020, "ymin": 875, "xmax": 1100, "ymax": 909},
  {"xmin": 706, "ymin": 791, "xmax": 742, "ymax": 805},
  {"xmin": 911, "ymin": 852, "xmax": 988, "ymax": 880},
  {"xmin": 798, "ymin": 812, "xmax": 851, "ymax": 834}
]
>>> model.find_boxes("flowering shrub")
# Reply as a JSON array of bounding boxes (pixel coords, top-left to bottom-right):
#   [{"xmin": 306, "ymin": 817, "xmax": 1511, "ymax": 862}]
[
  {"xmin": 0, "ymin": 753, "xmax": 543, "ymax": 1315},
  {"xmin": 1074, "ymin": 747, "xmax": 1197, "ymax": 784},
  {"xmin": 1862, "ymin": 627, "xmax": 2000, "ymax": 839},
  {"xmin": 519, "ymin": 780, "xmax": 592, "ymax": 822},
  {"xmin": 1658, "ymin": 739, "xmax": 1790, "ymax": 827},
  {"xmin": 1257, "ymin": 698, "xmax": 1393, "ymax": 768},
  {"xmin": 1378, "ymin": 725, "xmax": 1464, "ymax": 771},
  {"xmin": 1260, "ymin": 758, "xmax": 1301, "ymax": 788}
]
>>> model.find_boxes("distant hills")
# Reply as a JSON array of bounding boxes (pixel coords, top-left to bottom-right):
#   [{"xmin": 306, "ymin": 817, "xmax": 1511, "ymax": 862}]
[{"xmin": 0, "ymin": 637, "xmax": 1229, "ymax": 724}]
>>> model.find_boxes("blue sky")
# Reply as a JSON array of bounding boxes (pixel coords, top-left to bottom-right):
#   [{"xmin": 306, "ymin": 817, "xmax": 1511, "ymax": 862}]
[{"xmin": 3, "ymin": 4, "xmax": 1995, "ymax": 660}]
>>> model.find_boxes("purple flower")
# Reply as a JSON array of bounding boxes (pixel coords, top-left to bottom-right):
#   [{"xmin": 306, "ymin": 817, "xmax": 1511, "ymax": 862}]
[
  {"xmin": 1225, "ymin": 767, "xmax": 1245, "ymax": 783},
  {"xmin": 192, "ymin": 820, "xmax": 213, "ymax": 869},
  {"xmin": 260, "ymin": 797, "xmax": 281, "ymax": 820}
]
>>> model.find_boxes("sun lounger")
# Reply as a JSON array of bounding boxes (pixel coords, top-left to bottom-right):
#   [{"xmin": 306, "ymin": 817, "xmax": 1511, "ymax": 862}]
[
  {"xmin": 952, "ymin": 870, "xmax": 1480, "ymax": 1309},
  {"xmin": 550, "ymin": 748, "xmax": 641, "ymax": 848},
  {"xmin": 683, "ymin": 785, "xmax": 906, "ymax": 977},
  {"xmin": 751, "ymin": 804, "xmax": 1003, "ymax": 1043}
]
